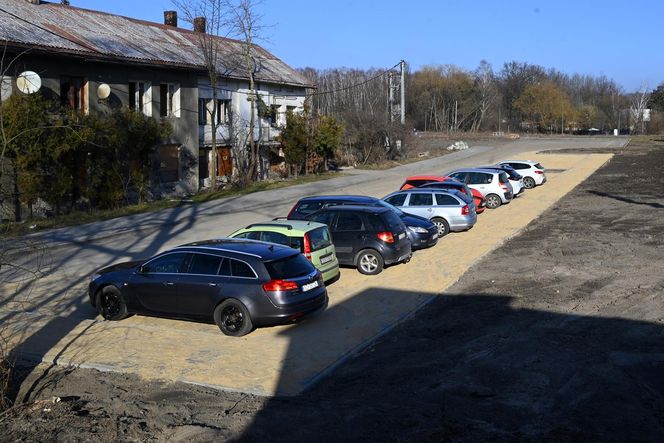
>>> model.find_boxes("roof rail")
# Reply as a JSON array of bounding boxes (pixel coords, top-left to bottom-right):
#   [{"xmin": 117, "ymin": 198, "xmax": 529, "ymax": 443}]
[{"xmin": 246, "ymin": 223, "xmax": 293, "ymax": 230}]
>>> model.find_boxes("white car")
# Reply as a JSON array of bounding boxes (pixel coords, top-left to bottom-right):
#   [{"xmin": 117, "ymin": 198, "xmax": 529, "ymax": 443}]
[
  {"xmin": 496, "ymin": 160, "xmax": 547, "ymax": 189},
  {"xmin": 445, "ymin": 168, "xmax": 513, "ymax": 209}
]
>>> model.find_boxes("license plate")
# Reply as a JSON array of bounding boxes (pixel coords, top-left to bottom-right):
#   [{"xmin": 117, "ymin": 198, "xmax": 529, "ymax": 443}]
[
  {"xmin": 398, "ymin": 233, "xmax": 406, "ymax": 240},
  {"xmin": 319, "ymin": 253, "xmax": 334, "ymax": 264},
  {"xmin": 302, "ymin": 281, "xmax": 319, "ymax": 292}
]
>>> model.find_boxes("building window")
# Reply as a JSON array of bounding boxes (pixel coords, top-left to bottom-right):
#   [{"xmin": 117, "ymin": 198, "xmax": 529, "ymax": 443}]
[
  {"xmin": 160, "ymin": 83, "xmax": 180, "ymax": 118},
  {"xmin": 198, "ymin": 98, "xmax": 230, "ymax": 125},
  {"xmin": 270, "ymin": 104, "xmax": 282, "ymax": 126},
  {"xmin": 60, "ymin": 76, "xmax": 86, "ymax": 111},
  {"xmin": 129, "ymin": 81, "xmax": 152, "ymax": 116},
  {"xmin": 159, "ymin": 144, "xmax": 180, "ymax": 182}
]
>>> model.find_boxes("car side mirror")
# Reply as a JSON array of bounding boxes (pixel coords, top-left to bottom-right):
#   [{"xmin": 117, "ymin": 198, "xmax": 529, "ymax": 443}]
[{"xmin": 138, "ymin": 265, "xmax": 146, "ymax": 274}]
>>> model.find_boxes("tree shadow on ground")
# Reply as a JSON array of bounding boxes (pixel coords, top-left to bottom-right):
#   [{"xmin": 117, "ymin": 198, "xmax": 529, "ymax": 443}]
[
  {"xmin": 587, "ymin": 190, "xmax": 664, "ymax": 209},
  {"xmin": 2, "ymin": 202, "xmax": 203, "ymax": 406},
  {"xmin": 242, "ymin": 289, "xmax": 664, "ymax": 442}
]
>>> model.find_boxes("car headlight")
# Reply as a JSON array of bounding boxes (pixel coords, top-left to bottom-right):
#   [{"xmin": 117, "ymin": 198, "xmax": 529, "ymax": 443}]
[
  {"xmin": 90, "ymin": 273, "xmax": 101, "ymax": 282},
  {"xmin": 410, "ymin": 227, "xmax": 428, "ymax": 234}
]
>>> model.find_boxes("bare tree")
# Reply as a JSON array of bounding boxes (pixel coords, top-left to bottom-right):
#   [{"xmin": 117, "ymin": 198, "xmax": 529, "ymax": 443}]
[
  {"xmin": 171, "ymin": 0, "xmax": 226, "ymax": 189},
  {"xmin": 225, "ymin": 0, "xmax": 266, "ymax": 182},
  {"xmin": 472, "ymin": 60, "xmax": 496, "ymax": 132},
  {"xmin": 629, "ymin": 83, "xmax": 651, "ymax": 134}
]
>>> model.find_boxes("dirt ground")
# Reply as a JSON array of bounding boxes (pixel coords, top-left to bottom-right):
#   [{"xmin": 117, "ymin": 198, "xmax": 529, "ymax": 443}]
[{"xmin": 3, "ymin": 138, "xmax": 664, "ymax": 441}]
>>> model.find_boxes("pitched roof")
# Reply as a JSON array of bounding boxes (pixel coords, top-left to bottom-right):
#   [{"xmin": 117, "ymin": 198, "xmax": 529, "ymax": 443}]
[{"xmin": 0, "ymin": 0, "xmax": 313, "ymax": 88}]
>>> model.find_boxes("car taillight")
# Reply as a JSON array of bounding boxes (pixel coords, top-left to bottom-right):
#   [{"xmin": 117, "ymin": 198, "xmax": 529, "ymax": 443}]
[
  {"xmin": 534, "ymin": 170, "xmax": 543, "ymax": 174},
  {"xmin": 377, "ymin": 232, "xmax": 395, "ymax": 243},
  {"xmin": 461, "ymin": 205, "xmax": 470, "ymax": 215},
  {"xmin": 500, "ymin": 183, "xmax": 509, "ymax": 190},
  {"xmin": 303, "ymin": 232, "xmax": 312, "ymax": 260},
  {"xmin": 263, "ymin": 279, "xmax": 299, "ymax": 292}
]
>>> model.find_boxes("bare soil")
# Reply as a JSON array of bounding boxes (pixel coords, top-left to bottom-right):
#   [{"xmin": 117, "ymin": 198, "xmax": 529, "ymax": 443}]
[{"xmin": 3, "ymin": 138, "xmax": 664, "ymax": 442}]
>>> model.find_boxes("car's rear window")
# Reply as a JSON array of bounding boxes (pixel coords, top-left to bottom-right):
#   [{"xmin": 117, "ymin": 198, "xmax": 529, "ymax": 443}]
[
  {"xmin": 499, "ymin": 172, "xmax": 509, "ymax": 183},
  {"xmin": 534, "ymin": 163, "xmax": 544, "ymax": 170},
  {"xmin": 265, "ymin": 254, "xmax": 315, "ymax": 279},
  {"xmin": 452, "ymin": 190, "xmax": 472, "ymax": 203},
  {"xmin": 380, "ymin": 210, "xmax": 404, "ymax": 230},
  {"xmin": 296, "ymin": 201, "xmax": 324, "ymax": 215},
  {"xmin": 308, "ymin": 226, "xmax": 332, "ymax": 251}
]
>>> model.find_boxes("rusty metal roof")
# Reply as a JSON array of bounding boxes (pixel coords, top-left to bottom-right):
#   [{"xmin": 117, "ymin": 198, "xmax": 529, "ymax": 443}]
[{"xmin": 0, "ymin": 0, "xmax": 313, "ymax": 88}]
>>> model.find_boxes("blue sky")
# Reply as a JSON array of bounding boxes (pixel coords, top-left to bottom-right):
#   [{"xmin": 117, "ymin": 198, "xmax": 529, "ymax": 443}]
[{"xmin": 72, "ymin": 0, "xmax": 662, "ymax": 92}]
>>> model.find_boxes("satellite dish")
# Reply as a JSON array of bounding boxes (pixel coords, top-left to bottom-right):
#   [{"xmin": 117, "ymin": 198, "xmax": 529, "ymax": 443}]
[
  {"xmin": 16, "ymin": 71, "xmax": 41, "ymax": 94},
  {"xmin": 0, "ymin": 76, "xmax": 11, "ymax": 101},
  {"xmin": 97, "ymin": 83, "xmax": 111, "ymax": 99}
]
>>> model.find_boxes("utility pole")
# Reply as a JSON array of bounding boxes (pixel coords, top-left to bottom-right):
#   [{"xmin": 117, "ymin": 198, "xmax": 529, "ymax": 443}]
[{"xmin": 400, "ymin": 60, "xmax": 405, "ymax": 125}]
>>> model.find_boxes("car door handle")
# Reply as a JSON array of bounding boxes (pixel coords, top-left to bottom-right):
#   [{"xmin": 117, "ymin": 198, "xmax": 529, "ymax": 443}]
[
  {"xmin": 208, "ymin": 282, "xmax": 218, "ymax": 287},
  {"xmin": 164, "ymin": 281, "xmax": 175, "ymax": 286}
]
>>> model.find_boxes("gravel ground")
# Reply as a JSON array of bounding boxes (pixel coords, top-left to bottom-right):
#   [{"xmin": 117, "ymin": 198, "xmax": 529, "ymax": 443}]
[{"xmin": 3, "ymin": 138, "xmax": 664, "ymax": 442}]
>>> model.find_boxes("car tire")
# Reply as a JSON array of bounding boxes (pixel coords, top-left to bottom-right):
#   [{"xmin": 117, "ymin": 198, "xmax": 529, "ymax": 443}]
[
  {"xmin": 485, "ymin": 193, "xmax": 502, "ymax": 209},
  {"xmin": 214, "ymin": 299, "xmax": 253, "ymax": 337},
  {"xmin": 431, "ymin": 217, "xmax": 450, "ymax": 237},
  {"xmin": 356, "ymin": 249, "xmax": 384, "ymax": 275},
  {"xmin": 96, "ymin": 286, "xmax": 128, "ymax": 321},
  {"xmin": 523, "ymin": 177, "xmax": 536, "ymax": 189}
]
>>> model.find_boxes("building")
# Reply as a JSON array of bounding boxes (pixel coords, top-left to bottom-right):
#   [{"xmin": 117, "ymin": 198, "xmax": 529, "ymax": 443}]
[{"xmin": 0, "ymin": 0, "xmax": 313, "ymax": 195}]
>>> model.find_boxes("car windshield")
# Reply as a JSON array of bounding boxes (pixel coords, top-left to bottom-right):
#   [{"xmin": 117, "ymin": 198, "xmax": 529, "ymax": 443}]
[
  {"xmin": 376, "ymin": 199, "xmax": 405, "ymax": 216},
  {"xmin": 264, "ymin": 253, "xmax": 315, "ymax": 279}
]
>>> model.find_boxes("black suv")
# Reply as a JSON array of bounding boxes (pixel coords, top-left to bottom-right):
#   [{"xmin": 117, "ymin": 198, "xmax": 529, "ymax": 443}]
[
  {"xmin": 287, "ymin": 195, "xmax": 438, "ymax": 250},
  {"xmin": 303, "ymin": 205, "xmax": 412, "ymax": 275},
  {"xmin": 89, "ymin": 239, "xmax": 328, "ymax": 336}
]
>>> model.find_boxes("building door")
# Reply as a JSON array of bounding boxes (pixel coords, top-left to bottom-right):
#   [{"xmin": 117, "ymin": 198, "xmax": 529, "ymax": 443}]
[
  {"xmin": 216, "ymin": 147, "xmax": 232, "ymax": 177},
  {"xmin": 199, "ymin": 149, "xmax": 209, "ymax": 181}
]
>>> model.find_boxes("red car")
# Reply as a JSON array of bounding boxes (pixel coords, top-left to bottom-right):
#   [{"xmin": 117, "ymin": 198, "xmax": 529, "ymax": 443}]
[{"xmin": 400, "ymin": 175, "xmax": 486, "ymax": 214}]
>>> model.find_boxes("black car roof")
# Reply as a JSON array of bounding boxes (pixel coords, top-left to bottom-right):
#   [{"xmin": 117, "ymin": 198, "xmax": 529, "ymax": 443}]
[
  {"xmin": 314, "ymin": 204, "xmax": 389, "ymax": 214},
  {"xmin": 173, "ymin": 238, "xmax": 296, "ymax": 260},
  {"xmin": 297, "ymin": 195, "xmax": 378, "ymax": 203}
]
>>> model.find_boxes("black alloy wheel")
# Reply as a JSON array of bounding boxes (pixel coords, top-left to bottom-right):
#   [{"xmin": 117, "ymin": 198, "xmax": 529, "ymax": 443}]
[
  {"xmin": 214, "ymin": 299, "xmax": 253, "ymax": 337},
  {"xmin": 96, "ymin": 286, "xmax": 128, "ymax": 321}
]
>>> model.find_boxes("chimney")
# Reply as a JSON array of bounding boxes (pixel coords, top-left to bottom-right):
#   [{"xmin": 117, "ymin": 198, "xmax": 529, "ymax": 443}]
[
  {"xmin": 193, "ymin": 16, "xmax": 206, "ymax": 33},
  {"xmin": 164, "ymin": 10, "xmax": 177, "ymax": 27}
]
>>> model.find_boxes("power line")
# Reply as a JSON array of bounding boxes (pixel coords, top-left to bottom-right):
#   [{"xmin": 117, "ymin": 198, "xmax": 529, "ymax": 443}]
[{"xmin": 304, "ymin": 62, "xmax": 402, "ymax": 98}]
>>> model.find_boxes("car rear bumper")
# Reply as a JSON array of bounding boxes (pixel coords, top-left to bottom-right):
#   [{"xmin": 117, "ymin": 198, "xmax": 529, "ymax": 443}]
[
  {"xmin": 450, "ymin": 214, "xmax": 477, "ymax": 231},
  {"xmin": 382, "ymin": 242, "xmax": 412, "ymax": 265},
  {"xmin": 252, "ymin": 290, "xmax": 328, "ymax": 326}
]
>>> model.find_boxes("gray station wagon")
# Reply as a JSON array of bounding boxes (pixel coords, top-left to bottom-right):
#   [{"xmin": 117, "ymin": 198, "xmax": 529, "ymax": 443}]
[{"xmin": 383, "ymin": 189, "xmax": 477, "ymax": 237}]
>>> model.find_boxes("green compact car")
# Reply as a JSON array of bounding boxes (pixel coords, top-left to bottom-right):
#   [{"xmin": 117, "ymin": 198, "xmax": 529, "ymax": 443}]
[{"xmin": 229, "ymin": 220, "xmax": 340, "ymax": 283}]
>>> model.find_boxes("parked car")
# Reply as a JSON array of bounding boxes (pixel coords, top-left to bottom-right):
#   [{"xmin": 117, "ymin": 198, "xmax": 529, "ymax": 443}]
[
  {"xmin": 229, "ymin": 220, "xmax": 340, "ymax": 283},
  {"xmin": 495, "ymin": 160, "xmax": 547, "ymax": 189},
  {"xmin": 383, "ymin": 189, "xmax": 477, "ymax": 237},
  {"xmin": 287, "ymin": 195, "xmax": 438, "ymax": 250},
  {"xmin": 400, "ymin": 175, "xmax": 448, "ymax": 190},
  {"xmin": 445, "ymin": 168, "xmax": 513, "ymax": 209},
  {"xmin": 89, "ymin": 239, "xmax": 328, "ymax": 337},
  {"xmin": 417, "ymin": 180, "xmax": 486, "ymax": 214},
  {"xmin": 304, "ymin": 205, "xmax": 412, "ymax": 275},
  {"xmin": 476, "ymin": 165, "xmax": 525, "ymax": 197}
]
